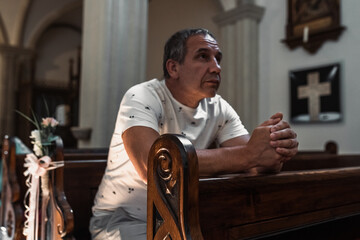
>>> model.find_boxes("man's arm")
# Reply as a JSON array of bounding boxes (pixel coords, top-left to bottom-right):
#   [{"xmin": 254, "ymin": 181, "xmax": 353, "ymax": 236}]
[
  {"xmin": 122, "ymin": 112, "xmax": 298, "ymax": 182},
  {"xmin": 122, "ymin": 124, "xmax": 286, "ymax": 182},
  {"xmin": 122, "ymin": 125, "xmax": 276, "ymax": 182},
  {"xmin": 122, "ymin": 126, "xmax": 264, "ymax": 182},
  {"xmin": 196, "ymin": 125, "xmax": 283, "ymax": 176},
  {"xmin": 200, "ymin": 112, "xmax": 298, "ymax": 175},
  {"xmin": 122, "ymin": 126, "xmax": 160, "ymax": 183}
]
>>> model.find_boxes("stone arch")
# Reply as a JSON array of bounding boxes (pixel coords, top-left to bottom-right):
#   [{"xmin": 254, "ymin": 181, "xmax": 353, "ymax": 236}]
[
  {"xmin": 26, "ymin": 0, "xmax": 82, "ymax": 49},
  {"xmin": 12, "ymin": 0, "xmax": 32, "ymax": 46}
]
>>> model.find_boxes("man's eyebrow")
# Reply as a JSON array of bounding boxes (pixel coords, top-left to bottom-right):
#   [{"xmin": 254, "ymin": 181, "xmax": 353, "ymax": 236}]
[
  {"xmin": 196, "ymin": 48, "xmax": 223, "ymax": 57},
  {"xmin": 196, "ymin": 48, "xmax": 211, "ymax": 53}
]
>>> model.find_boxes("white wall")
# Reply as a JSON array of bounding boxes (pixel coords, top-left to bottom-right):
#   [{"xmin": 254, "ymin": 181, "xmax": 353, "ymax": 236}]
[{"xmin": 258, "ymin": 0, "xmax": 360, "ymax": 153}]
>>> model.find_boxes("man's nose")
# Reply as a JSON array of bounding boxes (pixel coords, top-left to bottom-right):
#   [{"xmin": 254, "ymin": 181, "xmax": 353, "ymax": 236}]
[{"xmin": 210, "ymin": 58, "xmax": 221, "ymax": 73}]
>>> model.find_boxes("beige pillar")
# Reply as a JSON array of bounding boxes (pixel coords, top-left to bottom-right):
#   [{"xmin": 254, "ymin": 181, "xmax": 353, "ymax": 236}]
[
  {"xmin": 214, "ymin": 0, "xmax": 264, "ymax": 132},
  {"xmin": 79, "ymin": 0, "xmax": 148, "ymax": 147},
  {"xmin": 0, "ymin": 45, "xmax": 33, "ymax": 139}
]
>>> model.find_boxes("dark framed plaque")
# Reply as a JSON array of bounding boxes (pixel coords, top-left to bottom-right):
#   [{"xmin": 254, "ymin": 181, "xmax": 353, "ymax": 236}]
[
  {"xmin": 290, "ymin": 63, "xmax": 341, "ymax": 123},
  {"xmin": 282, "ymin": 0, "xmax": 345, "ymax": 54}
]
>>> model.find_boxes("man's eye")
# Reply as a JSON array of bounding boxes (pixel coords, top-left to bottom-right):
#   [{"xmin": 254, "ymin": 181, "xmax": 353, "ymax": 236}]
[{"xmin": 200, "ymin": 54, "xmax": 208, "ymax": 59}]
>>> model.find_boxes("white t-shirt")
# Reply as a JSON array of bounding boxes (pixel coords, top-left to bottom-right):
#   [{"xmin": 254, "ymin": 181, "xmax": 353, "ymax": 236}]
[{"xmin": 92, "ymin": 79, "xmax": 248, "ymax": 221}]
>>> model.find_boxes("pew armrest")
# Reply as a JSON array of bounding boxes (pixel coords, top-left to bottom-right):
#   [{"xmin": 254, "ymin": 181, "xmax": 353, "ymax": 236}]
[{"xmin": 147, "ymin": 134, "xmax": 204, "ymax": 240}]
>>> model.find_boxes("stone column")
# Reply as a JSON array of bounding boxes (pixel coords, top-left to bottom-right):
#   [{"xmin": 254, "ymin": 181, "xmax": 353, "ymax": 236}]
[
  {"xmin": 0, "ymin": 45, "xmax": 33, "ymax": 139},
  {"xmin": 79, "ymin": 0, "xmax": 148, "ymax": 147},
  {"xmin": 214, "ymin": 0, "xmax": 264, "ymax": 132}
]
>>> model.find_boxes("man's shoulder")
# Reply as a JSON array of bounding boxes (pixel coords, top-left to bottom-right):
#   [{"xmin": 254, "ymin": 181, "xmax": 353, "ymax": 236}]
[
  {"xmin": 129, "ymin": 78, "xmax": 163, "ymax": 90},
  {"xmin": 122, "ymin": 79, "xmax": 165, "ymax": 107},
  {"xmin": 125, "ymin": 78, "xmax": 162, "ymax": 95}
]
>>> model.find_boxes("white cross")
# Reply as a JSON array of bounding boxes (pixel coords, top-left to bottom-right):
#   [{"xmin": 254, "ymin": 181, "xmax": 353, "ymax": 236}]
[{"xmin": 297, "ymin": 72, "xmax": 331, "ymax": 121}]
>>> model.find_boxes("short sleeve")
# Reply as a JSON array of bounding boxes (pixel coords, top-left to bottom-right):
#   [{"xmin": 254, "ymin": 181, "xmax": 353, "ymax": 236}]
[
  {"xmin": 114, "ymin": 84, "xmax": 162, "ymax": 135},
  {"xmin": 216, "ymin": 98, "xmax": 249, "ymax": 144}
]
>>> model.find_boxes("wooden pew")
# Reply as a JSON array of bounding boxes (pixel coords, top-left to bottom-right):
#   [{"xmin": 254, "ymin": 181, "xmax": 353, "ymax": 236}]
[
  {"xmin": 147, "ymin": 134, "xmax": 360, "ymax": 240},
  {"xmin": 62, "ymin": 148, "xmax": 108, "ymax": 240},
  {"xmin": 295, "ymin": 140, "xmax": 338, "ymax": 156},
  {"xmin": 147, "ymin": 134, "xmax": 203, "ymax": 240},
  {"xmin": 14, "ymin": 137, "xmax": 75, "ymax": 239},
  {"xmin": 0, "ymin": 136, "xmax": 23, "ymax": 240},
  {"xmin": 43, "ymin": 137, "xmax": 74, "ymax": 239},
  {"xmin": 8, "ymin": 137, "xmax": 107, "ymax": 239},
  {"xmin": 290, "ymin": 140, "xmax": 338, "ymax": 163},
  {"xmin": 1, "ymin": 136, "xmax": 75, "ymax": 239}
]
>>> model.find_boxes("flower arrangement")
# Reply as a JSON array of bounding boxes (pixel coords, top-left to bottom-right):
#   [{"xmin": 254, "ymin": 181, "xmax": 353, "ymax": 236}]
[
  {"xmin": 17, "ymin": 110, "xmax": 59, "ymax": 157},
  {"xmin": 16, "ymin": 109, "xmax": 63, "ymax": 239}
]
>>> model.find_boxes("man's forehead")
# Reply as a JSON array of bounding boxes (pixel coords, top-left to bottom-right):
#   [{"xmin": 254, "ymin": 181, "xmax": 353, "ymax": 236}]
[{"xmin": 186, "ymin": 34, "xmax": 220, "ymax": 51}]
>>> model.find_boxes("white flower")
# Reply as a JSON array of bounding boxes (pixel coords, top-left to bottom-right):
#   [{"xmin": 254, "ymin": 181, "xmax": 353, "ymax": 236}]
[{"xmin": 30, "ymin": 130, "xmax": 43, "ymax": 156}]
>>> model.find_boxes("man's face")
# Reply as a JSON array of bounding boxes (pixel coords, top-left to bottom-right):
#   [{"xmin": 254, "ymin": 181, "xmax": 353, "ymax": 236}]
[{"xmin": 176, "ymin": 34, "xmax": 222, "ymax": 101}]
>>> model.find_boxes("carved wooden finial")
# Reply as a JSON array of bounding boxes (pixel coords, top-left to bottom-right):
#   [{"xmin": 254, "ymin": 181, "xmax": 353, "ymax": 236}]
[{"xmin": 147, "ymin": 134, "xmax": 203, "ymax": 240}]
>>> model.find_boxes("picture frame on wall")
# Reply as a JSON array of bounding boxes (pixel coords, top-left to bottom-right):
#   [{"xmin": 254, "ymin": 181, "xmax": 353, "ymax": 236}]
[
  {"xmin": 290, "ymin": 63, "xmax": 341, "ymax": 123},
  {"xmin": 282, "ymin": 0, "xmax": 345, "ymax": 54}
]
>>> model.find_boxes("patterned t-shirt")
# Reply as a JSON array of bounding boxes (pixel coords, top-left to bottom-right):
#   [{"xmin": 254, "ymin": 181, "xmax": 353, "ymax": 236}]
[{"xmin": 92, "ymin": 78, "xmax": 248, "ymax": 221}]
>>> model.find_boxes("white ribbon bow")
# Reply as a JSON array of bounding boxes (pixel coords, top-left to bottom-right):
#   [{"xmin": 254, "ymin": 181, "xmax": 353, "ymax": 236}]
[
  {"xmin": 23, "ymin": 153, "xmax": 64, "ymax": 240},
  {"xmin": 24, "ymin": 153, "xmax": 51, "ymax": 177}
]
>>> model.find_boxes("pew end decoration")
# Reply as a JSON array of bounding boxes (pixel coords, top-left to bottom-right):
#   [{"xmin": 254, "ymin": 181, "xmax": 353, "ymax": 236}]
[
  {"xmin": 17, "ymin": 110, "xmax": 73, "ymax": 239},
  {"xmin": 147, "ymin": 134, "xmax": 204, "ymax": 240}
]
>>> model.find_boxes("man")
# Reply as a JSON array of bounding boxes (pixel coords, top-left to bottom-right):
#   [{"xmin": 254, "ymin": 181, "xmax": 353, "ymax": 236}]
[{"xmin": 90, "ymin": 28, "xmax": 298, "ymax": 239}]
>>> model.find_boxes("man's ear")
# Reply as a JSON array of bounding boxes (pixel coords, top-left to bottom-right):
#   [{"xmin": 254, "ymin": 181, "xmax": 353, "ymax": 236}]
[{"xmin": 166, "ymin": 59, "xmax": 179, "ymax": 79}]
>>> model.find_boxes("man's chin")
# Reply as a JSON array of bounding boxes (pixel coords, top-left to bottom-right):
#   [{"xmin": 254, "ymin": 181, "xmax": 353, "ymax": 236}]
[
  {"xmin": 206, "ymin": 88, "xmax": 218, "ymax": 98},
  {"xmin": 201, "ymin": 83, "xmax": 219, "ymax": 97}
]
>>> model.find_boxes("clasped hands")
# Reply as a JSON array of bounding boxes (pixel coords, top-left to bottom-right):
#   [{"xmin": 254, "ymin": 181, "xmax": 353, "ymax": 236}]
[{"xmin": 248, "ymin": 112, "xmax": 299, "ymax": 172}]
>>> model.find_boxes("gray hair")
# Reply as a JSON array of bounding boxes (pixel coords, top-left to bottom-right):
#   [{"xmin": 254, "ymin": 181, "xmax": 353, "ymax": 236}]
[{"xmin": 162, "ymin": 28, "xmax": 216, "ymax": 79}]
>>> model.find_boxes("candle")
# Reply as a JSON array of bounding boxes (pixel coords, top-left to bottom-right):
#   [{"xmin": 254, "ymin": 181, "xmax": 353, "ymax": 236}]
[{"xmin": 303, "ymin": 26, "xmax": 309, "ymax": 43}]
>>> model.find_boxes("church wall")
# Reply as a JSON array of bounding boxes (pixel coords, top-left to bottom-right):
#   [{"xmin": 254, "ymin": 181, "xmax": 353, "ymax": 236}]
[
  {"xmin": 0, "ymin": 0, "xmax": 82, "ymax": 88},
  {"xmin": 146, "ymin": 0, "xmax": 222, "ymax": 80},
  {"xmin": 258, "ymin": 0, "xmax": 360, "ymax": 153},
  {"xmin": 34, "ymin": 6, "xmax": 82, "ymax": 89},
  {"xmin": 22, "ymin": 0, "xmax": 81, "ymax": 47},
  {"xmin": 35, "ymin": 27, "xmax": 81, "ymax": 88}
]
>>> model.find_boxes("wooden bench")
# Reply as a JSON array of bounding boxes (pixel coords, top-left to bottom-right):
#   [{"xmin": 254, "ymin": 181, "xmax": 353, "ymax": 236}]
[
  {"xmin": 1, "ymin": 136, "xmax": 107, "ymax": 239},
  {"xmin": 1, "ymin": 136, "xmax": 23, "ymax": 239},
  {"xmin": 295, "ymin": 140, "xmax": 338, "ymax": 156},
  {"xmin": 62, "ymin": 148, "xmax": 108, "ymax": 240},
  {"xmin": 1, "ymin": 136, "xmax": 75, "ymax": 239},
  {"xmin": 147, "ymin": 134, "xmax": 360, "ymax": 240},
  {"xmin": 290, "ymin": 140, "xmax": 338, "ymax": 163}
]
